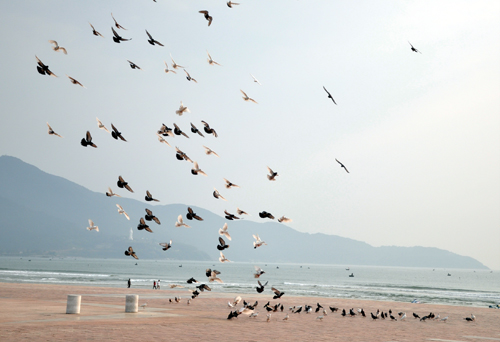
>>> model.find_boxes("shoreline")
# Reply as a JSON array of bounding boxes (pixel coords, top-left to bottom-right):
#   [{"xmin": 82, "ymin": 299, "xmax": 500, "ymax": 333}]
[{"xmin": 1, "ymin": 282, "xmax": 499, "ymax": 341}]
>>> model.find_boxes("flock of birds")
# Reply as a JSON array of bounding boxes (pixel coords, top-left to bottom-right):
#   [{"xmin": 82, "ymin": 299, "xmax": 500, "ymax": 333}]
[{"xmin": 36, "ymin": 1, "xmax": 478, "ymax": 326}]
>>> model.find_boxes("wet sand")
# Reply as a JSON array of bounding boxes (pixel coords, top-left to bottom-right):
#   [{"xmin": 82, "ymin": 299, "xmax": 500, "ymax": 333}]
[{"xmin": 0, "ymin": 282, "xmax": 499, "ymax": 341}]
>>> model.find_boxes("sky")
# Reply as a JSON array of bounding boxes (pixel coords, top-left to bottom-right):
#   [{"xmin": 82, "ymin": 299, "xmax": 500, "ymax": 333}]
[{"xmin": 0, "ymin": 1, "xmax": 499, "ymax": 269}]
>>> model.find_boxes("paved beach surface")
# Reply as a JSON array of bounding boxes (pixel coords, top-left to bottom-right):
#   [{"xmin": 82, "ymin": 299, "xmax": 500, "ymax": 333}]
[{"xmin": 0, "ymin": 283, "xmax": 499, "ymax": 341}]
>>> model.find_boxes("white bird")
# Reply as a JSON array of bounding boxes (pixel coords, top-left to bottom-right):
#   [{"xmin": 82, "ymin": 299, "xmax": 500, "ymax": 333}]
[
  {"xmin": 187, "ymin": 299, "xmax": 191, "ymax": 305},
  {"xmin": 434, "ymin": 313, "xmax": 440, "ymax": 320},
  {"xmin": 237, "ymin": 207, "xmax": 249, "ymax": 216},
  {"xmin": 240, "ymin": 89, "xmax": 258, "ymax": 103},
  {"xmin": 249, "ymin": 312, "xmax": 259, "ymax": 318},
  {"xmin": 213, "ymin": 188, "xmax": 227, "ymax": 201},
  {"xmin": 87, "ymin": 219, "xmax": 99, "ymax": 232},
  {"xmin": 106, "ymin": 187, "xmax": 121, "ymax": 197},
  {"xmin": 219, "ymin": 223, "xmax": 231, "ymax": 240},
  {"xmin": 254, "ymin": 266, "xmax": 265, "ymax": 278},
  {"xmin": 323, "ymin": 308, "xmax": 328, "ymax": 315},
  {"xmin": 207, "ymin": 51, "xmax": 221, "ymax": 66},
  {"xmin": 440, "ymin": 316, "xmax": 448, "ymax": 322},
  {"xmin": 232, "ymin": 296, "xmax": 242, "ymax": 306},
  {"xmin": 48, "ymin": 40, "xmax": 67, "ymax": 54},
  {"xmin": 203, "ymin": 146, "xmax": 220, "ymax": 157},
  {"xmin": 253, "ymin": 234, "xmax": 267, "ymax": 249},
  {"xmin": 278, "ymin": 216, "xmax": 292, "ymax": 223},
  {"xmin": 283, "ymin": 313, "xmax": 289, "ymax": 321},
  {"xmin": 250, "ymin": 73, "xmax": 261, "ymax": 85},
  {"xmin": 175, "ymin": 101, "xmax": 190, "ymax": 116},
  {"xmin": 169, "ymin": 284, "xmax": 184, "ymax": 289},
  {"xmin": 227, "ymin": 301, "xmax": 234, "ymax": 308},
  {"xmin": 208, "ymin": 271, "xmax": 223, "ymax": 283},
  {"xmin": 170, "ymin": 54, "xmax": 184, "ymax": 69},
  {"xmin": 191, "ymin": 161, "xmax": 207, "ymax": 176},
  {"xmin": 316, "ymin": 315, "xmax": 324, "ymax": 321},
  {"xmin": 140, "ymin": 303, "xmax": 147, "ymax": 309},
  {"xmin": 175, "ymin": 214, "xmax": 190, "ymax": 228},
  {"xmin": 239, "ymin": 307, "xmax": 254, "ymax": 315},
  {"xmin": 266, "ymin": 313, "xmax": 271, "ymax": 322},
  {"xmin": 116, "ymin": 204, "xmax": 130, "ymax": 220},
  {"xmin": 400, "ymin": 312, "xmax": 406, "ymax": 321},
  {"xmin": 96, "ymin": 118, "xmax": 110, "ymax": 133},
  {"xmin": 46, "ymin": 122, "xmax": 62, "ymax": 138},
  {"xmin": 164, "ymin": 61, "xmax": 177, "ymax": 74},
  {"xmin": 219, "ymin": 251, "xmax": 230, "ymax": 263},
  {"xmin": 156, "ymin": 133, "xmax": 171, "ymax": 147}
]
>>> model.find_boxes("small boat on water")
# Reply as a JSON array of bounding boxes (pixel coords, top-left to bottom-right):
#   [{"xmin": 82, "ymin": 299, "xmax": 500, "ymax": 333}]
[
  {"xmin": 349, "ymin": 273, "xmax": 354, "ymax": 277},
  {"xmin": 346, "ymin": 267, "xmax": 350, "ymax": 271}
]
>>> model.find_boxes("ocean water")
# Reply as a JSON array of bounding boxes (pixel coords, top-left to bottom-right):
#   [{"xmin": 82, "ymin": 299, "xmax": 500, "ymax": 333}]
[{"xmin": 0, "ymin": 257, "xmax": 498, "ymax": 308}]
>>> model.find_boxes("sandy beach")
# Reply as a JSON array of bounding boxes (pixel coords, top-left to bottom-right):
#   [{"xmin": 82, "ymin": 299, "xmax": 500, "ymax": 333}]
[{"xmin": 0, "ymin": 283, "xmax": 499, "ymax": 341}]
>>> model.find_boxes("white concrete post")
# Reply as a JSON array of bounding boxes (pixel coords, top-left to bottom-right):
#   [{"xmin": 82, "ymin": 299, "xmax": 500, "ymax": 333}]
[
  {"xmin": 125, "ymin": 294, "xmax": 138, "ymax": 313},
  {"xmin": 66, "ymin": 295, "xmax": 81, "ymax": 314}
]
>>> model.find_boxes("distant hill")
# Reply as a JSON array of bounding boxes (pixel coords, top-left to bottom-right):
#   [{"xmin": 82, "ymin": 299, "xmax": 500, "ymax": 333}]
[{"xmin": 0, "ymin": 155, "xmax": 489, "ymax": 269}]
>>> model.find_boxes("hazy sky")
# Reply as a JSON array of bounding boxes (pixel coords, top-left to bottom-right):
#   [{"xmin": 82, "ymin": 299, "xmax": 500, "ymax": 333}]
[{"xmin": 0, "ymin": 1, "xmax": 499, "ymax": 269}]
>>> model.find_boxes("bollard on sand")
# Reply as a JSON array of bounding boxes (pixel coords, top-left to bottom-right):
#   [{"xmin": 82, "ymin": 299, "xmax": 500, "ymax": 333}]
[
  {"xmin": 66, "ymin": 295, "xmax": 81, "ymax": 314},
  {"xmin": 125, "ymin": 294, "xmax": 139, "ymax": 313}
]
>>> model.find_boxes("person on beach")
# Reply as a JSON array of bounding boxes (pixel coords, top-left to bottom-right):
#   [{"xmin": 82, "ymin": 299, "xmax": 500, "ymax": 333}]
[
  {"xmin": 157, "ymin": 279, "xmax": 160, "ymax": 289},
  {"xmin": 153, "ymin": 280, "xmax": 156, "ymax": 289},
  {"xmin": 127, "ymin": 278, "xmax": 131, "ymax": 288}
]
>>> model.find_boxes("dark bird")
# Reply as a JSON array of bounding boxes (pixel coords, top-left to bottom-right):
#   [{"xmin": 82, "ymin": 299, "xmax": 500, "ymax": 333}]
[
  {"xmin": 81, "ymin": 131, "xmax": 97, "ymax": 148},
  {"xmin": 191, "ymin": 290, "xmax": 200, "ymax": 299},
  {"xmin": 175, "ymin": 147, "xmax": 192, "ymax": 162},
  {"xmin": 196, "ymin": 283, "xmax": 211, "ymax": 292},
  {"xmin": 184, "ymin": 69, "xmax": 198, "ymax": 83},
  {"xmin": 259, "ymin": 211, "xmax": 275, "ymax": 220},
  {"xmin": 145, "ymin": 208, "xmax": 160, "ymax": 225},
  {"xmin": 408, "ymin": 41, "xmax": 421, "ymax": 54},
  {"xmin": 89, "ymin": 23, "xmax": 104, "ymax": 37},
  {"xmin": 294, "ymin": 306, "xmax": 302, "ymax": 314},
  {"xmin": 186, "ymin": 277, "xmax": 199, "ymax": 284},
  {"xmin": 420, "ymin": 316, "xmax": 428, "ymax": 322},
  {"xmin": 256, "ymin": 280, "xmax": 268, "ymax": 293},
  {"xmin": 413, "ymin": 312, "xmax": 420, "ymax": 319},
  {"xmin": 267, "ymin": 166, "xmax": 278, "ymax": 181},
  {"xmin": 159, "ymin": 240, "xmax": 172, "ymax": 251},
  {"xmin": 371, "ymin": 312, "xmax": 378, "ymax": 320},
  {"xmin": 137, "ymin": 217, "xmax": 153, "ymax": 233},
  {"xmin": 124, "ymin": 246, "xmax": 138, "ymax": 259},
  {"xmin": 315, "ymin": 303, "xmax": 323, "ymax": 313},
  {"xmin": 360, "ymin": 308, "xmax": 366, "ymax": 317},
  {"xmin": 145, "ymin": 190, "xmax": 159, "ymax": 202},
  {"xmin": 227, "ymin": 310, "xmax": 240, "ymax": 319},
  {"xmin": 36, "ymin": 56, "xmax": 57, "ymax": 77},
  {"xmin": 390, "ymin": 314, "xmax": 397, "ymax": 321},
  {"xmin": 186, "ymin": 207, "xmax": 203, "ymax": 221},
  {"xmin": 322, "ymin": 86, "xmax": 337, "ymax": 105},
  {"xmin": 46, "ymin": 123, "xmax": 62, "ymax": 138},
  {"xmin": 111, "ymin": 123, "xmax": 127, "ymax": 141},
  {"xmin": 117, "ymin": 176, "xmax": 133, "ymax": 193},
  {"xmin": 205, "ymin": 268, "xmax": 220, "ymax": 277},
  {"xmin": 329, "ymin": 307, "xmax": 339, "ymax": 313},
  {"xmin": 213, "ymin": 188, "xmax": 226, "ymax": 201},
  {"xmin": 145, "ymin": 30, "xmax": 163, "ymax": 46},
  {"xmin": 224, "ymin": 178, "xmax": 239, "ymax": 189},
  {"xmin": 217, "ymin": 237, "xmax": 229, "ymax": 251},
  {"xmin": 111, "ymin": 27, "xmax": 131, "ymax": 43},
  {"xmin": 335, "ymin": 159, "xmax": 349, "ymax": 173},
  {"xmin": 272, "ymin": 287, "xmax": 284, "ymax": 299},
  {"xmin": 67, "ymin": 75, "xmax": 85, "ymax": 87},
  {"xmin": 127, "ymin": 60, "xmax": 141, "ymax": 70},
  {"xmin": 173, "ymin": 123, "xmax": 189, "ymax": 138},
  {"xmin": 158, "ymin": 123, "xmax": 174, "ymax": 137},
  {"xmin": 341, "ymin": 309, "xmax": 346, "ymax": 317},
  {"xmin": 190, "ymin": 123, "xmax": 205, "ymax": 137},
  {"xmin": 199, "ymin": 10, "xmax": 213, "ymax": 26},
  {"xmin": 349, "ymin": 308, "xmax": 356, "ymax": 316},
  {"xmin": 111, "ymin": 13, "xmax": 126, "ymax": 30},
  {"xmin": 201, "ymin": 121, "xmax": 218, "ymax": 137},
  {"xmin": 227, "ymin": 1, "xmax": 240, "ymax": 8},
  {"xmin": 224, "ymin": 210, "xmax": 239, "ymax": 221}
]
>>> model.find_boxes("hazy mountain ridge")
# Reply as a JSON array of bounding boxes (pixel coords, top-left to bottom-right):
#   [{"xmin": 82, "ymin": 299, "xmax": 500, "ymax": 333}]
[{"xmin": 0, "ymin": 155, "xmax": 488, "ymax": 269}]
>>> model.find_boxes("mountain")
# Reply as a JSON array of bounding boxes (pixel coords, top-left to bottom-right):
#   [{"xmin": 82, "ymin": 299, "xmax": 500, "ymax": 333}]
[{"xmin": 0, "ymin": 155, "xmax": 489, "ymax": 269}]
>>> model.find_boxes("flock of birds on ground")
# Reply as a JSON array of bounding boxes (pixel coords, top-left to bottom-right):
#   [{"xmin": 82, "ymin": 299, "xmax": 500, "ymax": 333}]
[{"xmin": 36, "ymin": 1, "xmax": 480, "ymax": 325}]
